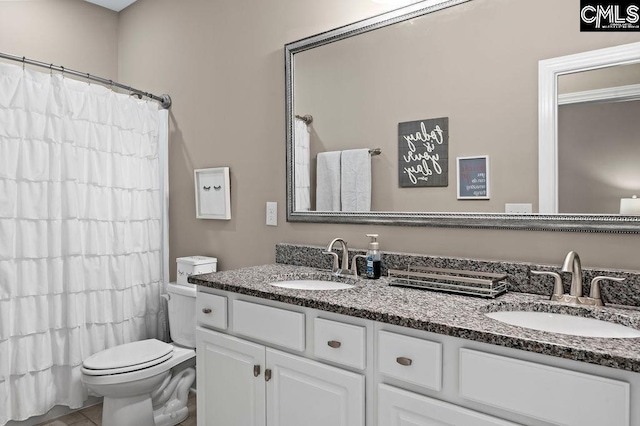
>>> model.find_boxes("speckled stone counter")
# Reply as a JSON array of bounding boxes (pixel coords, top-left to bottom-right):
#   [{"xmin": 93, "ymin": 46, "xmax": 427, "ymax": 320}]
[
  {"xmin": 275, "ymin": 243, "xmax": 640, "ymax": 307},
  {"xmin": 190, "ymin": 263, "xmax": 640, "ymax": 373}
]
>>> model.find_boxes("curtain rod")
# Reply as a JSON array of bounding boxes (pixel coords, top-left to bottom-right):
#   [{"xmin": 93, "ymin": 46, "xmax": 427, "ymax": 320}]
[{"xmin": 0, "ymin": 51, "xmax": 172, "ymax": 109}]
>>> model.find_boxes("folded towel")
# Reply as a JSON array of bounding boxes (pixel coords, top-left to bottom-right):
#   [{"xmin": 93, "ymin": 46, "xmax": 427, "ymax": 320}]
[
  {"xmin": 316, "ymin": 151, "xmax": 342, "ymax": 211},
  {"xmin": 341, "ymin": 148, "xmax": 371, "ymax": 212}
]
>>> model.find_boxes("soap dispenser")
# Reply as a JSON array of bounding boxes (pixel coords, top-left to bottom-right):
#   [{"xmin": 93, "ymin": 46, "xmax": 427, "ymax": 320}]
[{"xmin": 365, "ymin": 234, "xmax": 382, "ymax": 279}]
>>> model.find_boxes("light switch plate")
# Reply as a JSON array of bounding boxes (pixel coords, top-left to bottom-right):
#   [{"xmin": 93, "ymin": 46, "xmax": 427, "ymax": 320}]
[
  {"xmin": 266, "ymin": 202, "xmax": 277, "ymax": 226},
  {"xmin": 505, "ymin": 203, "xmax": 533, "ymax": 214}
]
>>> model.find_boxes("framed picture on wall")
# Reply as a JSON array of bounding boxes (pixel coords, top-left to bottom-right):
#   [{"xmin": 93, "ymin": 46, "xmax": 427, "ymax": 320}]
[
  {"xmin": 194, "ymin": 167, "xmax": 231, "ymax": 219},
  {"xmin": 457, "ymin": 156, "xmax": 490, "ymax": 200},
  {"xmin": 398, "ymin": 117, "xmax": 449, "ymax": 188}
]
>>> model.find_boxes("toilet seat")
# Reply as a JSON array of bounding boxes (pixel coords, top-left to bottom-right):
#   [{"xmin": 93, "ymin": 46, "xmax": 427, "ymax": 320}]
[
  {"xmin": 81, "ymin": 343, "xmax": 195, "ymax": 387},
  {"xmin": 82, "ymin": 339, "xmax": 174, "ymax": 376}
]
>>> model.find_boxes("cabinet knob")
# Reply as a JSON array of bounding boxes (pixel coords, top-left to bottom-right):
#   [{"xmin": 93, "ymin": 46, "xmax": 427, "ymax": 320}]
[
  {"xmin": 253, "ymin": 364, "xmax": 261, "ymax": 377},
  {"xmin": 202, "ymin": 308, "xmax": 212, "ymax": 314},
  {"xmin": 265, "ymin": 369, "xmax": 272, "ymax": 382},
  {"xmin": 327, "ymin": 340, "xmax": 342, "ymax": 349},
  {"xmin": 396, "ymin": 356, "xmax": 412, "ymax": 366}
]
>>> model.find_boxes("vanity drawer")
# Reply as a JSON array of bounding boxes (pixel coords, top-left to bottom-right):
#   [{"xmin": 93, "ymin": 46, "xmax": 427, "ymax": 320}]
[
  {"xmin": 379, "ymin": 384, "xmax": 518, "ymax": 426},
  {"xmin": 459, "ymin": 349, "xmax": 630, "ymax": 426},
  {"xmin": 196, "ymin": 292, "xmax": 227, "ymax": 330},
  {"xmin": 313, "ymin": 318, "xmax": 366, "ymax": 370},
  {"xmin": 232, "ymin": 300, "xmax": 305, "ymax": 351},
  {"xmin": 377, "ymin": 330, "xmax": 442, "ymax": 391}
]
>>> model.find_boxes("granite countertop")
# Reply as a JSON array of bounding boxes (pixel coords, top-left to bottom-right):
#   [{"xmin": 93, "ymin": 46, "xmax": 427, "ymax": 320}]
[{"xmin": 190, "ymin": 263, "xmax": 640, "ymax": 373}]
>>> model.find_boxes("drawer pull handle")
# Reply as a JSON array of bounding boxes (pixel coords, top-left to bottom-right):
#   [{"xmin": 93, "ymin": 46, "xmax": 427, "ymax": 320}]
[
  {"xmin": 327, "ymin": 340, "xmax": 342, "ymax": 349},
  {"xmin": 202, "ymin": 308, "xmax": 212, "ymax": 314},
  {"xmin": 396, "ymin": 356, "xmax": 412, "ymax": 366}
]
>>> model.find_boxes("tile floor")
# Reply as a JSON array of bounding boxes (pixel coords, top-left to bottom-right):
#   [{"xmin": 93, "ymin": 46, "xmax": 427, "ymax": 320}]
[{"xmin": 36, "ymin": 393, "xmax": 197, "ymax": 426}]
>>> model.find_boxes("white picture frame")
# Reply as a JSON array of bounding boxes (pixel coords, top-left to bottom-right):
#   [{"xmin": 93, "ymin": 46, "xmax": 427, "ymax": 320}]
[
  {"xmin": 456, "ymin": 156, "xmax": 490, "ymax": 200},
  {"xmin": 194, "ymin": 167, "xmax": 231, "ymax": 219}
]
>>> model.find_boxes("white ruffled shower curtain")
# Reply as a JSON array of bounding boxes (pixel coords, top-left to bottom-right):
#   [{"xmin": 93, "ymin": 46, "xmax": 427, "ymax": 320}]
[{"xmin": 0, "ymin": 62, "xmax": 165, "ymax": 424}]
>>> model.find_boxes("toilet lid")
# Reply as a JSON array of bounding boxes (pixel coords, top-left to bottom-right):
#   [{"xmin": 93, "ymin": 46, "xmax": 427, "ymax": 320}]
[{"xmin": 83, "ymin": 339, "xmax": 173, "ymax": 374}]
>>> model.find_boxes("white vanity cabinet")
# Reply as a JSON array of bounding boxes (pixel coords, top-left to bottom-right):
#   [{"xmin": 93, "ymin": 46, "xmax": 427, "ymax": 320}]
[
  {"xmin": 459, "ymin": 349, "xmax": 630, "ymax": 426},
  {"xmin": 266, "ymin": 348, "xmax": 364, "ymax": 426},
  {"xmin": 374, "ymin": 324, "xmax": 636, "ymax": 426},
  {"xmin": 196, "ymin": 328, "xmax": 364, "ymax": 426},
  {"xmin": 196, "ymin": 329, "xmax": 265, "ymax": 426},
  {"xmin": 196, "ymin": 287, "xmax": 639, "ymax": 426},
  {"xmin": 378, "ymin": 384, "xmax": 519, "ymax": 426},
  {"xmin": 195, "ymin": 293, "xmax": 366, "ymax": 426},
  {"xmin": 375, "ymin": 328, "xmax": 518, "ymax": 426},
  {"xmin": 377, "ymin": 330, "xmax": 442, "ymax": 391}
]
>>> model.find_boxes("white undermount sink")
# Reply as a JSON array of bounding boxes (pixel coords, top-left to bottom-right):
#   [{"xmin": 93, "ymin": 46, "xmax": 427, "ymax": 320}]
[
  {"xmin": 486, "ymin": 311, "xmax": 640, "ymax": 338},
  {"xmin": 270, "ymin": 279, "xmax": 355, "ymax": 290}
]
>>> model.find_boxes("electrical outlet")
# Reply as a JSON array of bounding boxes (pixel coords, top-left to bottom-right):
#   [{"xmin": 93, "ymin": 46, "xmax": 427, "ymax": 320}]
[
  {"xmin": 266, "ymin": 202, "xmax": 277, "ymax": 226},
  {"xmin": 505, "ymin": 203, "xmax": 533, "ymax": 214}
]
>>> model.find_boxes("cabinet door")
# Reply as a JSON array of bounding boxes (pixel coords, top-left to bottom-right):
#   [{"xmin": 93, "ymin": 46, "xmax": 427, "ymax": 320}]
[
  {"xmin": 378, "ymin": 384, "xmax": 518, "ymax": 426},
  {"xmin": 266, "ymin": 348, "xmax": 364, "ymax": 426},
  {"xmin": 459, "ymin": 349, "xmax": 629, "ymax": 426},
  {"xmin": 196, "ymin": 327, "xmax": 266, "ymax": 426}
]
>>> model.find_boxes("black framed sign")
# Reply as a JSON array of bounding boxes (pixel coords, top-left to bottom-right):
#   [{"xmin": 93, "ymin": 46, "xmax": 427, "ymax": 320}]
[
  {"xmin": 457, "ymin": 156, "xmax": 490, "ymax": 199},
  {"xmin": 398, "ymin": 117, "xmax": 449, "ymax": 187}
]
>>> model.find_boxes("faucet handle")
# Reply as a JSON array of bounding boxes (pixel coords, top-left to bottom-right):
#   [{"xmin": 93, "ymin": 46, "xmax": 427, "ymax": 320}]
[
  {"xmin": 589, "ymin": 276, "xmax": 624, "ymax": 304},
  {"xmin": 322, "ymin": 251, "xmax": 340, "ymax": 273},
  {"xmin": 350, "ymin": 254, "xmax": 366, "ymax": 277},
  {"xmin": 532, "ymin": 270, "xmax": 564, "ymax": 298}
]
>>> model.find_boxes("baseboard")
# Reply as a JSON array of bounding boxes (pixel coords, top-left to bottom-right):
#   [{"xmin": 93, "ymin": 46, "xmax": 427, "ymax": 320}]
[{"xmin": 6, "ymin": 396, "xmax": 103, "ymax": 426}]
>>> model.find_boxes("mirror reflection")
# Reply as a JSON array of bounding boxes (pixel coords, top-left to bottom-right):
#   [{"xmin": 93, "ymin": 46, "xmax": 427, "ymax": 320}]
[
  {"xmin": 290, "ymin": 0, "xmax": 640, "ymax": 215},
  {"xmin": 557, "ymin": 64, "xmax": 640, "ymax": 214}
]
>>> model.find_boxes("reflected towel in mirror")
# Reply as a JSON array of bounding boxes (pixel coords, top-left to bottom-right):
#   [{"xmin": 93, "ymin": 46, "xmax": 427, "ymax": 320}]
[
  {"xmin": 341, "ymin": 148, "xmax": 371, "ymax": 212},
  {"xmin": 294, "ymin": 118, "xmax": 311, "ymax": 211},
  {"xmin": 316, "ymin": 151, "xmax": 342, "ymax": 211}
]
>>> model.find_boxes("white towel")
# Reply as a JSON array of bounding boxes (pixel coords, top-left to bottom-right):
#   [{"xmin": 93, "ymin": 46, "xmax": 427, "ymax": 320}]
[
  {"xmin": 294, "ymin": 118, "xmax": 311, "ymax": 211},
  {"xmin": 341, "ymin": 148, "xmax": 371, "ymax": 212},
  {"xmin": 316, "ymin": 151, "xmax": 342, "ymax": 211}
]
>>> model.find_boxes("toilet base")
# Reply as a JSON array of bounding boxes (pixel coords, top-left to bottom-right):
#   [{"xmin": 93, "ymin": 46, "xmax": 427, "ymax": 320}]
[
  {"xmin": 152, "ymin": 367, "xmax": 196, "ymax": 426},
  {"xmin": 103, "ymin": 394, "xmax": 155, "ymax": 426},
  {"xmin": 154, "ymin": 406, "xmax": 189, "ymax": 426},
  {"xmin": 100, "ymin": 368, "xmax": 195, "ymax": 426}
]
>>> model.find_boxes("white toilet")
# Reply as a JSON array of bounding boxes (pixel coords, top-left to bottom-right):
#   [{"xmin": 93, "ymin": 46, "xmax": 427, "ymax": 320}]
[{"xmin": 81, "ymin": 283, "xmax": 197, "ymax": 426}]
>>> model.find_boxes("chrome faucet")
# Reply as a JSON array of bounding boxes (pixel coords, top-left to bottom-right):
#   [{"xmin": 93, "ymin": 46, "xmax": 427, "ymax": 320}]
[
  {"xmin": 323, "ymin": 238, "xmax": 356, "ymax": 276},
  {"xmin": 561, "ymin": 251, "xmax": 583, "ymax": 298},
  {"xmin": 532, "ymin": 251, "xmax": 625, "ymax": 307}
]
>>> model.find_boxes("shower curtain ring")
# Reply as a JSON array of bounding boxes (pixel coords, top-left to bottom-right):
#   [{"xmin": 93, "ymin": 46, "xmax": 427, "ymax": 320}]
[
  {"xmin": 87, "ymin": 73, "xmax": 91, "ymax": 85},
  {"xmin": 60, "ymin": 66, "xmax": 65, "ymax": 78},
  {"xmin": 22, "ymin": 56, "xmax": 25, "ymax": 71},
  {"xmin": 49, "ymin": 63, "xmax": 53, "ymax": 76}
]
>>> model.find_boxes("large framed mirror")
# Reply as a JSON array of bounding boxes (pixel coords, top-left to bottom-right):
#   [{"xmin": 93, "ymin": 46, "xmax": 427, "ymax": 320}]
[{"xmin": 285, "ymin": 0, "xmax": 640, "ymax": 232}]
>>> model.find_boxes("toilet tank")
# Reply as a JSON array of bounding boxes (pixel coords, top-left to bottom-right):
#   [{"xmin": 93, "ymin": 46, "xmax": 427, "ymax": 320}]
[{"xmin": 167, "ymin": 283, "xmax": 197, "ymax": 348}]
